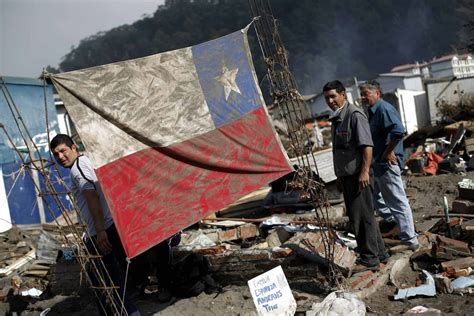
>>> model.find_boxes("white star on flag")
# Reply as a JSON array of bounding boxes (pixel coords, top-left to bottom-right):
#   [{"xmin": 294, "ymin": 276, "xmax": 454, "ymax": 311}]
[{"xmin": 215, "ymin": 65, "xmax": 241, "ymax": 100}]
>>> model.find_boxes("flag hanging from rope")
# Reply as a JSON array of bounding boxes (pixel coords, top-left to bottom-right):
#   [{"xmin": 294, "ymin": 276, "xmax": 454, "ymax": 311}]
[{"xmin": 51, "ymin": 27, "xmax": 292, "ymax": 258}]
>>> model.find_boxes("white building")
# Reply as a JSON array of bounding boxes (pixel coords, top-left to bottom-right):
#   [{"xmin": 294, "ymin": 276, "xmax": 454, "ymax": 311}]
[
  {"xmin": 391, "ymin": 53, "xmax": 474, "ymax": 80},
  {"xmin": 430, "ymin": 54, "xmax": 474, "ymax": 79},
  {"xmin": 391, "ymin": 62, "xmax": 430, "ymax": 78},
  {"xmin": 375, "ymin": 73, "xmax": 424, "ymax": 92}
]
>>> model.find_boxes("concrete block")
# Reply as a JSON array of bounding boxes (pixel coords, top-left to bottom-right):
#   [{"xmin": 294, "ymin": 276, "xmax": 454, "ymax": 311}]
[
  {"xmin": 433, "ymin": 235, "xmax": 471, "ymax": 260},
  {"xmin": 240, "ymin": 250, "xmax": 270, "ymax": 261},
  {"xmin": 434, "ymin": 274, "xmax": 453, "ymax": 294},
  {"xmin": 266, "ymin": 232, "xmax": 282, "ymax": 248},
  {"xmin": 265, "ymin": 227, "xmax": 290, "ymax": 247},
  {"xmin": 284, "ymin": 232, "xmax": 356, "ymax": 271},
  {"xmin": 436, "ymin": 235, "xmax": 471, "ymax": 253},
  {"xmin": 270, "ymin": 247, "xmax": 293, "ymax": 259},
  {"xmin": 218, "ymin": 228, "xmax": 238, "ymax": 242},
  {"xmin": 238, "ymin": 223, "xmax": 259, "ymax": 240}
]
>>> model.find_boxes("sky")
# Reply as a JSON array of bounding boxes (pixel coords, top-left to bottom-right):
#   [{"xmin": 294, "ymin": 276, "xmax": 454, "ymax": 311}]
[{"xmin": 0, "ymin": 0, "xmax": 164, "ymax": 78}]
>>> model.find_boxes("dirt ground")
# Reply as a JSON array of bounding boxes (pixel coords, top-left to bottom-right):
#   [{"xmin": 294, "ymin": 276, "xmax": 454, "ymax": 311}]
[
  {"xmin": 362, "ymin": 170, "xmax": 474, "ymax": 315},
  {"xmin": 2, "ymin": 171, "xmax": 473, "ymax": 315}
]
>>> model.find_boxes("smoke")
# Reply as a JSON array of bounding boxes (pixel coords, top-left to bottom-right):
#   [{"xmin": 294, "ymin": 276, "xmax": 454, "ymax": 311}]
[{"xmin": 286, "ymin": 0, "xmax": 457, "ymax": 95}]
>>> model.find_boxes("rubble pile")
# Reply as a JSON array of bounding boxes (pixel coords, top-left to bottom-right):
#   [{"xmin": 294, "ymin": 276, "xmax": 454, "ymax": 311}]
[
  {"xmin": 0, "ymin": 225, "xmax": 78, "ymax": 308},
  {"xmin": 1, "ymin": 121, "xmax": 473, "ymax": 315},
  {"xmin": 175, "ymin": 213, "xmax": 356, "ymax": 290},
  {"xmin": 0, "ymin": 226, "xmax": 66, "ymax": 302}
]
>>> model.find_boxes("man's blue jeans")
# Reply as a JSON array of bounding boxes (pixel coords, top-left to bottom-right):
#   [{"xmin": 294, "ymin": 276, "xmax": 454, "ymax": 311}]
[{"xmin": 373, "ymin": 164, "xmax": 418, "ymax": 245}]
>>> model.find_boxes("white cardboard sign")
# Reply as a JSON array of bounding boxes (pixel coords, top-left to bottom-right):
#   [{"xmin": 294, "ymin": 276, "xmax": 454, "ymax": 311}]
[{"xmin": 248, "ymin": 265, "xmax": 296, "ymax": 316}]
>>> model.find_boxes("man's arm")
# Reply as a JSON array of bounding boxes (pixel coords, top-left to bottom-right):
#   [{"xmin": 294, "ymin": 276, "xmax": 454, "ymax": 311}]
[
  {"xmin": 351, "ymin": 111, "xmax": 373, "ymax": 188},
  {"xmin": 83, "ymin": 189, "xmax": 113, "ymax": 254},
  {"xmin": 359, "ymin": 146, "xmax": 372, "ymax": 188},
  {"xmin": 382, "ymin": 105, "xmax": 404, "ymax": 165}
]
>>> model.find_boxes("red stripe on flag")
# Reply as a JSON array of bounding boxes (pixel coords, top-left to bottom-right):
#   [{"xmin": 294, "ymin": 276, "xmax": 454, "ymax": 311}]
[{"xmin": 96, "ymin": 107, "xmax": 291, "ymax": 258}]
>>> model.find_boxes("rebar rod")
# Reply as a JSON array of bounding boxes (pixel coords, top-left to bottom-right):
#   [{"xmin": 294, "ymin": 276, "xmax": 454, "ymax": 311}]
[
  {"xmin": 248, "ymin": 0, "xmax": 340, "ymax": 286},
  {"xmin": 0, "ymin": 80, "xmax": 128, "ymax": 315}
]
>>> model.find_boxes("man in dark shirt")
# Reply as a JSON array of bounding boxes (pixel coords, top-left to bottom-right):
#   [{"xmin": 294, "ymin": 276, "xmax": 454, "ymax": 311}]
[
  {"xmin": 324, "ymin": 80, "xmax": 388, "ymax": 272},
  {"xmin": 359, "ymin": 80, "xmax": 419, "ymax": 253}
]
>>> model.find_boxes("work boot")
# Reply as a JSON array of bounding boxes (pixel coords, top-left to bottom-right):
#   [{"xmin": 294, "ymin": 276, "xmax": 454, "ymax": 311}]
[
  {"xmin": 389, "ymin": 243, "xmax": 420, "ymax": 254},
  {"xmin": 351, "ymin": 260, "xmax": 380, "ymax": 274},
  {"xmin": 379, "ymin": 252, "xmax": 390, "ymax": 264}
]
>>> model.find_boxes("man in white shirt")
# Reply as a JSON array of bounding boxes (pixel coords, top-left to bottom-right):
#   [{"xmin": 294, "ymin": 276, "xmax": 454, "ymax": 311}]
[{"xmin": 50, "ymin": 134, "xmax": 140, "ymax": 316}]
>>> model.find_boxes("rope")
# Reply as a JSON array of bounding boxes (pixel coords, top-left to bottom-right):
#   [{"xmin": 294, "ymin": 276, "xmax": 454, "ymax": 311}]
[
  {"xmin": 2, "ymin": 164, "xmax": 26, "ymax": 200},
  {"xmin": 122, "ymin": 257, "xmax": 132, "ymax": 316}
]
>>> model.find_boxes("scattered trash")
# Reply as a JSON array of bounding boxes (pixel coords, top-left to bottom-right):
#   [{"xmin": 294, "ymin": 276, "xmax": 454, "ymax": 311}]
[
  {"xmin": 260, "ymin": 216, "xmax": 290, "ymax": 227},
  {"xmin": 394, "ymin": 270, "xmax": 436, "ymax": 300},
  {"xmin": 452, "ymin": 275, "xmax": 474, "ymax": 290},
  {"xmin": 21, "ymin": 287, "xmax": 43, "ymax": 297},
  {"xmin": 307, "ymin": 291, "xmax": 366, "ymax": 316},
  {"xmin": 337, "ymin": 233, "xmax": 358, "ymax": 250},
  {"xmin": 40, "ymin": 308, "xmax": 51, "ymax": 316},
  {"xmin": 458, "ymin": 178, "xmax": 474, "ymax": 199},
  {"xmin": 405, "ymin": 305, "xmax": 442, "ymax": 314}
]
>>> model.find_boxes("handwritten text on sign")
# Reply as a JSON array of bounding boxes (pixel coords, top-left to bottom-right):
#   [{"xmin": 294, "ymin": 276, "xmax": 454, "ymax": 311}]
[{"xmin": 248, "ymin": 265, "xmax": 296, "ymax": 316}]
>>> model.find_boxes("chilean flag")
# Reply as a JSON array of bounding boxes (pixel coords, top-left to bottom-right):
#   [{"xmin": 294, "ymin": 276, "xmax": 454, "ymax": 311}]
[{"xmin": 51, "ymin": 28, "xmax": 292, "ymax": 258}]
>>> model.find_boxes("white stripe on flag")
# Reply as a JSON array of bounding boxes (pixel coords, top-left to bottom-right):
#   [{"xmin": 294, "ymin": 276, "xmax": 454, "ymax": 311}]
[{"xmin": 52, "ymin": 47, "xmax": 214, "ymax": 168}]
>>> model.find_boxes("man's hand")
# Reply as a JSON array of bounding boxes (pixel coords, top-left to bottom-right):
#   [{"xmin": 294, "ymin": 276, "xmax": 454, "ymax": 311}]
[
  {"xmin": 382, "ymin": 150, "xmax": 397, "ymax": 165},
  {"xmin": 359, "ymin": 171, "xmax": 370, "ymax": 188},
  {"xmin": 96, "ymin": 230, "xmax": 113, "ymax": 254}
]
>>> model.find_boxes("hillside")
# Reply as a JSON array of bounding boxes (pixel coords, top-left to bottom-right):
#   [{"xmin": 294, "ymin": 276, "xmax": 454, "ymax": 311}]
[{"xmin": 54, "ymin": 0, "xmax": 470, "ymax": 94}]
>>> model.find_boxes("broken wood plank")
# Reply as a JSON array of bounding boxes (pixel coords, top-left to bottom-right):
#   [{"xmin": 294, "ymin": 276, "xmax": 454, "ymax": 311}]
[
  {"xmin": 204, "ymin": 220, "xmax": 247, "ymax": 228},
  {"xmin": 0, "ymin": 249, "xmax": 36, "ymax": 277},
  {"xmin": 441, "ymin": 257, "xmax": 474, "ymax": 271},
  {"xmin": 22, "ymin": 270, "xmax": 49, "ymax": 278}
]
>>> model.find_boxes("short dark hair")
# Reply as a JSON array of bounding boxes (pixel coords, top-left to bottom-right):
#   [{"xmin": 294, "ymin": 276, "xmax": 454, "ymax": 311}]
[
  {"xmin": 50, "ymin": 134, "xmax": 74, "ymax": 150},
  {"xmin": 323, "ymin": 80, "xmax": 346, "ymax": 94}
]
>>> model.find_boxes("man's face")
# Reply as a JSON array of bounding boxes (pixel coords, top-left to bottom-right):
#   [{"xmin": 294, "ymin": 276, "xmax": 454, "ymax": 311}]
[
  {"xmin": 52, "ymin": 143, "xmax": 79, "ymax": 168},
  {"xmin": 323, "ymin": 89, "xmax": 346, "ymax": 111},
  {"xmin": 360, "ymin": 88, "xmax": 381, "ymax": 106}
]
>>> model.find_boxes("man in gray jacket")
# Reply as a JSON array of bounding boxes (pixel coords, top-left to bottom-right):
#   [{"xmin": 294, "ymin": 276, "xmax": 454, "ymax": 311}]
[{"xmin": 323, "ymin": 80, "xmax": 388, "ymax": 272}]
